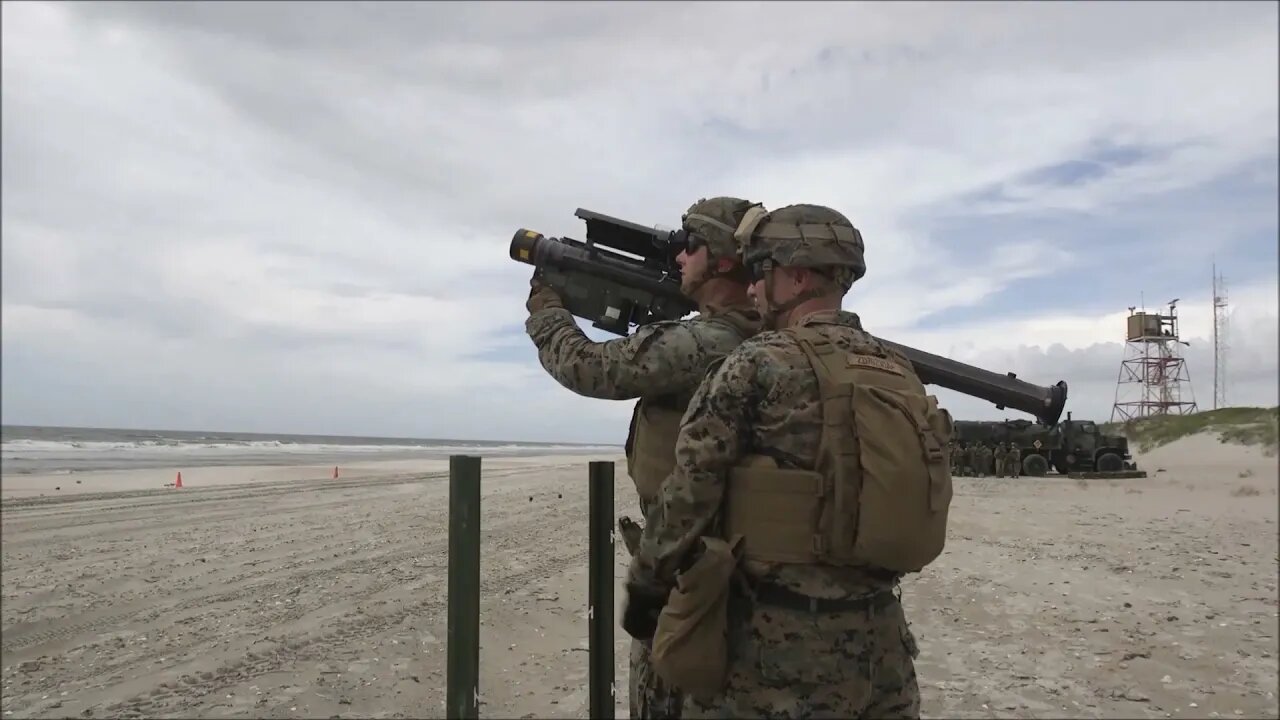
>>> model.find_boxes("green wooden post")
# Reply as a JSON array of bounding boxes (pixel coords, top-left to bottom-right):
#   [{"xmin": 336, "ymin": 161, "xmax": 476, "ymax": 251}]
[
  {"xmin": 588, "ymin": 460, "xmax": 616, "ymax": 719},
  {"xmin": 447, "ymin": 455, "xmax": 481, "ymax": 719}
]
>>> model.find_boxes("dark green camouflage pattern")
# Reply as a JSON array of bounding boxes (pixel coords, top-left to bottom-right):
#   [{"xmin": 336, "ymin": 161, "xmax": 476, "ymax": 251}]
[
  {"xmin": 739, "ymin": 204, "xmax": 866, "ymax": 289},
  {"xmin": 682, "ymin": 197, "xmax": 761, "ymax": 262},
  {"xmin": 632, "ymin": 637, "xmax": 685, "ymax": 718},
  {"xmin": 628, "ymin": 307, "xmax": 925, "ymax": 717},
  {"xmin": 684, "ymin": 598, "xmax": 921, "ymax": 719},
  {"xmin": 526, "ymin": 303, "xmax": 761, "ymax": 720},
  {"xmin": 629, "ymin": 308, "xmax": 910, "ymax": 599},
  {"xmin": 524, "ymin": 307, "xmax": 758, "ymax": 401}
]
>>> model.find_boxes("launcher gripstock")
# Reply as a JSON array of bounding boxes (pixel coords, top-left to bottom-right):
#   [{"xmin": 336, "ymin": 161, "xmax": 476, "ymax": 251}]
[
  {"xmin": 509, "ymin": 209, "xmax": 1068, "ymax": 425},
  {"xmin": 510, "ymin": 208, "xmax": 699, "ymax": 335}
]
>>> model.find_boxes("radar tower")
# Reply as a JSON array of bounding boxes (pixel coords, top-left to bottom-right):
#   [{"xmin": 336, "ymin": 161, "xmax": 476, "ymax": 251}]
[{"xmin": 1111, "ymin": 299, "xmax": 1199, "ymax": 422}]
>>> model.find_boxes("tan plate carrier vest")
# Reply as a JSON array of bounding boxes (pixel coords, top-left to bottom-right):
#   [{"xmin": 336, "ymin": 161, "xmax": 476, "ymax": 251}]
[
  {"xmin": 625, "ymin": 310, "xmax": 759, "ymax": 506},
  {"xmin": 722, "ymin": 326, "xmax": 955, "ymax": 574}
]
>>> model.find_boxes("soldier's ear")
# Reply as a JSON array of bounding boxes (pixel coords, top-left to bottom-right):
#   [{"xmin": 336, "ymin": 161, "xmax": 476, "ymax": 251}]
[{"xmin": 795, "ymin": 267, "xmax": 823, "ymax": 291}]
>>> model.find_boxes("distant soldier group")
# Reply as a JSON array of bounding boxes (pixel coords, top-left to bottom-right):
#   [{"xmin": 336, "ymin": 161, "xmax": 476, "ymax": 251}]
[{"xmin": 949, "ymin": 441, "xmax": 1022, "ymax": 478}]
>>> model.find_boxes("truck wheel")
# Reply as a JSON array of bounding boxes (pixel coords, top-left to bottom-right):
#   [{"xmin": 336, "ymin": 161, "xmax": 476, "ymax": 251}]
[
  {"xmin": 1096, "ymin": 452, "xmax": 1124, "ymax": 473},
  {"xmin": 1022, "ymin": 453, "xmax": 1049, "ymax": 477}
]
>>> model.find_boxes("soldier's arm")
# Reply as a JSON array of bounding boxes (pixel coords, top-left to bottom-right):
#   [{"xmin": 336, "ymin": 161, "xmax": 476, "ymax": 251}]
[
  {"xmin": 525, "ymin": 308, "xmax": 712, "ymax": 400},
  {"xmin": 627, "ymin": 348, "xmax": 757, "ymax": 593}
]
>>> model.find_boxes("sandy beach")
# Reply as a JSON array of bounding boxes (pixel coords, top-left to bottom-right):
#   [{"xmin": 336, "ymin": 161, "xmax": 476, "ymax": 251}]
[{"xmin": 2, "ymin": 439, "xmax": 1277, "ymax": 719}]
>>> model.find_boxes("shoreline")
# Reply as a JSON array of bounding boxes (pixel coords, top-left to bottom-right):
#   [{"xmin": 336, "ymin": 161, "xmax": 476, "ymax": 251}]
[
  {"xmin": 0, "ymin": 452, "xmax": 626, "ymax": 500},
  {"xmin": 1, "ymin": 423, "xmax": 623, "ymax": 477},
  {"xmin": 1, "ymin": 421, "xmax": 617, "ymax": 448}
]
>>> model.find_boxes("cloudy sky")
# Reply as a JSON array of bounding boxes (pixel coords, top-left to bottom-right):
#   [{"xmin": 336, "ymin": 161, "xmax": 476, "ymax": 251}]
[{"xmin": 2, "ymin": 1, "xmax": 1277, "ymax": 444}]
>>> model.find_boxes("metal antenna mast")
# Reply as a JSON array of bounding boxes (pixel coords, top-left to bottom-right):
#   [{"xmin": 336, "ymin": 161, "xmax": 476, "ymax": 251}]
[{"xmin": 1212, "ymin": 263, "xmax": 1229, "ymax": 409}]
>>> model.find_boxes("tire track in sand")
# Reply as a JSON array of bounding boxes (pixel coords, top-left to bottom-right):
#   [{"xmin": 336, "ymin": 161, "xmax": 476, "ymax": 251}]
[
  {"xmin": 2, "ymin": 465, "xmax": 562, "ymax": 653},
  {"xmin": 99, "ymin": 542, "xmax": 590, "ymax": 717}
]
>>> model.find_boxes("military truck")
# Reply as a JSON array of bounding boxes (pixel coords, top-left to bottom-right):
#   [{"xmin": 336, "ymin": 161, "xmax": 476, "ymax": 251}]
[{"xmin": 952, "ymin": 412, "xmax": 1141, "ymax": 477}]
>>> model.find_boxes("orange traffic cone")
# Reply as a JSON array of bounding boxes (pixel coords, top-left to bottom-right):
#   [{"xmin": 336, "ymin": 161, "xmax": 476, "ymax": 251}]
[
  {"xmin": 175, "ymin": 472, "xmax": 183, "ymax": 489},
  {"xmin": 333, "ymin": 466, "xmax": 339, "ymax": 479}
]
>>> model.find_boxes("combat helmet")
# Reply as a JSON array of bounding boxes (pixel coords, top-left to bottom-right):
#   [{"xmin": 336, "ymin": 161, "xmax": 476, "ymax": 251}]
[
  {"xmin": 734, "ymin": 203, "xmax": 866, "ymax": 292},
  {"xmin": 681, "ymin": 196, "xmax": 763, "ymax": 265}
]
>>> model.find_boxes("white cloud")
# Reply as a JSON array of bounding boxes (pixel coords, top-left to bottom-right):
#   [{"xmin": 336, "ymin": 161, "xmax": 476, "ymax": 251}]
[
  {"xmin": 890, "ymin": 278, "xmax": 1280, "ymax": 422},
  {"xmin": 1, "ymin": 1, "xmax": 1276, "ymax": 442}
]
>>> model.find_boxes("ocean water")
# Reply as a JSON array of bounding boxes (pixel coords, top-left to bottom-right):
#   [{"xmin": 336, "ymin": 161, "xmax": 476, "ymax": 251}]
[{"xmin": 0, "ymin": 425, "xmax": 621, "ymax": 475}]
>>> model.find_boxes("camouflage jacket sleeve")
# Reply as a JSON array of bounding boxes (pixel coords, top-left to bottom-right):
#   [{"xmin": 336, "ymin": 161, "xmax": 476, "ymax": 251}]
[
  {"xmin": 525, "ymin": 307, "xmax": 725, "ymax": 401},
  {"xmin": 627, "ymin": 346, "xmax": 758, "ymax": 593}
]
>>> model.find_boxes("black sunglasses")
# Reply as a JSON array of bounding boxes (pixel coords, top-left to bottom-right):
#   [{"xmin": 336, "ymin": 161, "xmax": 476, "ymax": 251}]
[{"xmin": 671, "ymin": 229, "xmax": 709, "ymax": 255}]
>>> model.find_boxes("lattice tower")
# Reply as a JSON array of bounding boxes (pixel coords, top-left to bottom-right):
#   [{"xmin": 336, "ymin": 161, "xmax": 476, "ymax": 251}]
[{"xmin": 1111, "ymin": 299, "xmax": 1199, "ymax": 422}]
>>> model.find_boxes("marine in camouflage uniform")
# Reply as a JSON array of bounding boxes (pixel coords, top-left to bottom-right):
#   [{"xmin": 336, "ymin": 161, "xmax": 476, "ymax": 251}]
[
  {"xmin": 526, "ymin": 197, "xmax": 764, "ymax": 720},
  {"xmin": 627, "ymin": 204, "xmax": 930, "ymax": 719},
  {"xmin": 950, "ymin": 442, "xmax": 964, "ymax": 476},
  {"xmin": 993, "ymin": 443, "xmax": 1007, "ymax": 477},
  {"xmin": 1006, "ymin": 443, "xmax": 1022, "ymax": 478}
]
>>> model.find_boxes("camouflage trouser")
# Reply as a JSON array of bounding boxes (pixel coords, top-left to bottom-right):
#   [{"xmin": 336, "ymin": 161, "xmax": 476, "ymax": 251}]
[
  {"xmin": 631, "ymin": 636, "xmax": 684, "ymax": 719},
  {"xmin": 683, "ymin": 593, "xmax": 921, "ymax": 719},
  {"xmin": 1008, "ymin": 460, "xmax": 1021, "ymax": 478},
  {"xmin": 994, "ymin": 458, "xmax": 1005, "ymax": 477}
]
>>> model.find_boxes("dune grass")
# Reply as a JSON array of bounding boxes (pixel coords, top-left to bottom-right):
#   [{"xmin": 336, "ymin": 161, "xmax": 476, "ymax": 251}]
[{"xmin": 1102, "ymin": 406, "xmax": 1279, "ymax": 455}]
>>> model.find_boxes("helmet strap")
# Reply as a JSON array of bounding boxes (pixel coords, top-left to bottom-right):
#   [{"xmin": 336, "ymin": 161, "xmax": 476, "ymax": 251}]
[
  {"xmin": 683, "ymin": 250, "xmax": 730, "ymax": 301},
  {"xmin": 760, "ymin": 260, "xmax": 825, "ymax": 327}
]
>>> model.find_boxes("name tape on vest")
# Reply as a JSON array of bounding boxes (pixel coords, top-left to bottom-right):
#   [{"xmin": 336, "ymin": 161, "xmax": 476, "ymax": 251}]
[{"xmin": 847, "ymin": 354, "xmax": 905, "ymax": 376}]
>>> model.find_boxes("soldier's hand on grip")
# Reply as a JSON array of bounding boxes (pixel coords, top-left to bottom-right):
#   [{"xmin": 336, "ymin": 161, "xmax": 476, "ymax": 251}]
[
  {"xmin": 621, "ymin": 582, "xmax": 665, "ymax": 640},
  {"xmin": 526, "ymin": 277, "xmax": 564, "ymax": 314},
  {"xmin": 617, "ymin": 516, "xmax": 643, "ymax": 556}
]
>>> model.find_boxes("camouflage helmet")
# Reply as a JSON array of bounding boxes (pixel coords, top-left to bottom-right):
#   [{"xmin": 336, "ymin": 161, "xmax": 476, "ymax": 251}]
[
  {"xmin": 681, "ymin": 196, "xmax": 762, "ymax": 263},
  {"xmin": 734, "ymin": 203, "xmax": 866, "ymax": 291}
]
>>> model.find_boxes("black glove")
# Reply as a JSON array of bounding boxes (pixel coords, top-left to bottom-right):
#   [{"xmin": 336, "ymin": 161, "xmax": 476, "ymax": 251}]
[
  {"xmin": 617, "ymin": 516, "xmax": 643, "ymax": 556},
  {"xmin": 526, "ymin": 277, "xmax": 564, "ymax": 314},
  {"xmin": 622, "ymin": 583, "xmax": 666, "ymax": 640}
]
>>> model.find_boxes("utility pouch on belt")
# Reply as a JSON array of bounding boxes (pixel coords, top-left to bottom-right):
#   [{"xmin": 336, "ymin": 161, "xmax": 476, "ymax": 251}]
[{"xmin": 650, "ymin": 534, "xmax": 744, "ymax": 700}]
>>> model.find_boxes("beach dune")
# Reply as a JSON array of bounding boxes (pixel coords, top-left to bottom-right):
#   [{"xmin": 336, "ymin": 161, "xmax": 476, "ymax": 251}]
[{"xmin": 1, "ymin": 437, "xmax": 1277, "ymax": 719}]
